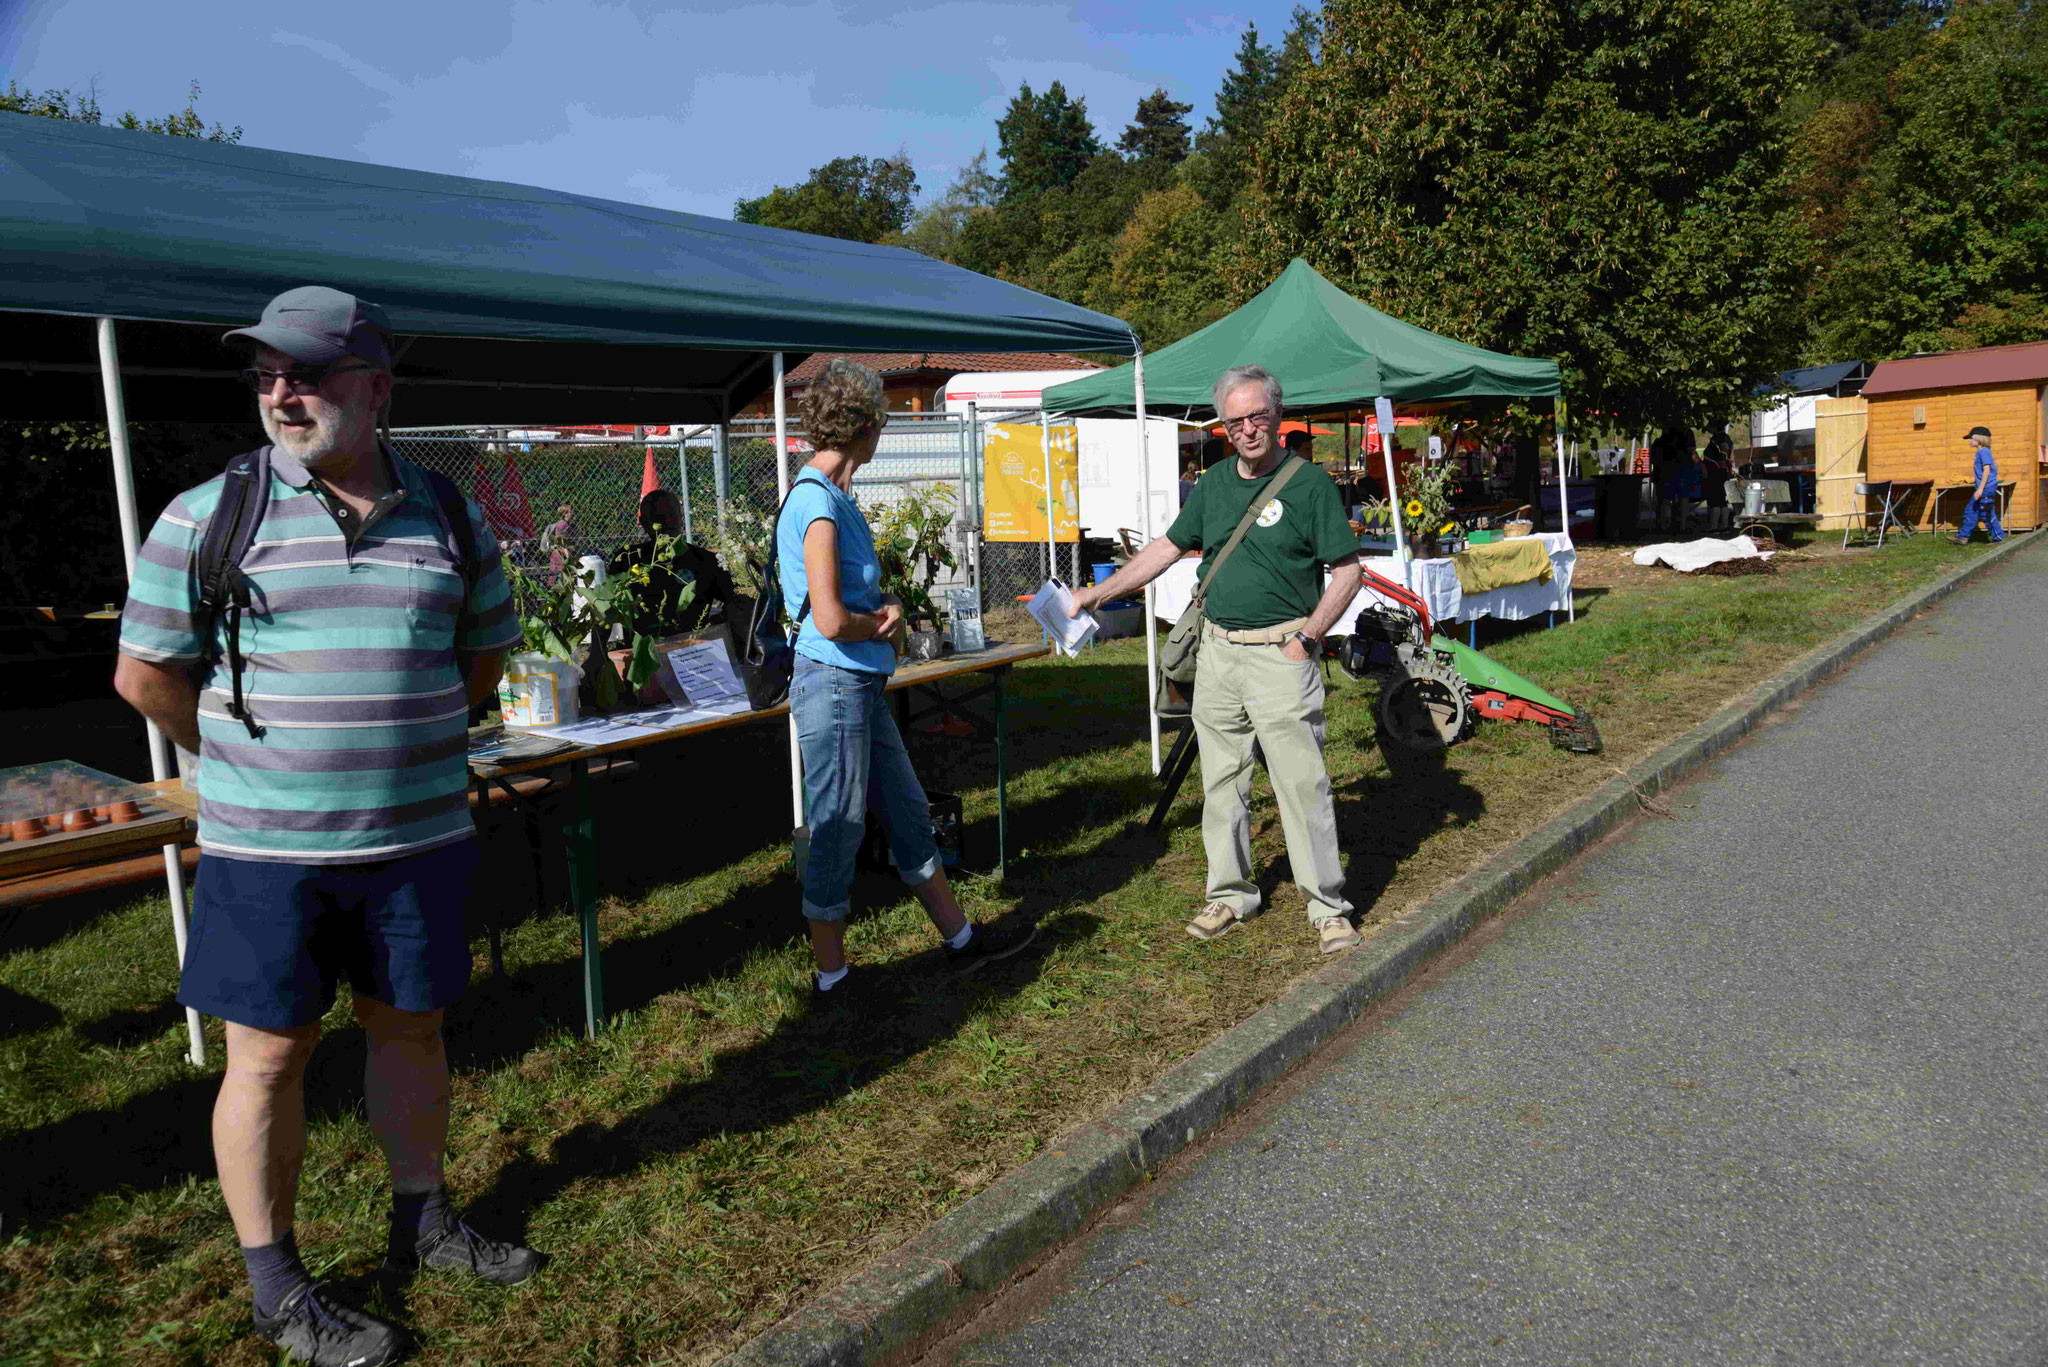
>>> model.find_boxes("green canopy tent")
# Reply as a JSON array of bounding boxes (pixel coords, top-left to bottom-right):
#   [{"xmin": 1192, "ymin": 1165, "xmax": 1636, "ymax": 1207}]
[
  {"xmin": 1042, "ymin": 260, "xmax": 1571, "ymax": 755},
  {"xmin": 0, "ymin": 112, "xmax": 1150, "ymax": 1052}
]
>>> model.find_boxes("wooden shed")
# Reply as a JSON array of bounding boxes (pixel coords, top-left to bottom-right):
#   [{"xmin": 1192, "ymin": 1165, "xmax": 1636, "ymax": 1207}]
[{"xmin": 1864, "ymin": 342, "xmax": 2048, "ymax": 531}]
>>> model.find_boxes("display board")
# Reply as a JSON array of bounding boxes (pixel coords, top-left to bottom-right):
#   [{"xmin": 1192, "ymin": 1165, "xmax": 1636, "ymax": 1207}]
[{"xmin": 984, "ymin": 423, "xmax": 1080, "ymax": 543}]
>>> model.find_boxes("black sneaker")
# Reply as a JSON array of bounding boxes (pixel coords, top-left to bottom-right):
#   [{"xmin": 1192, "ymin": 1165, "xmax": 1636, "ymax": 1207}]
[
  {"xmin": 253, "ymin": 1281, "xmax": 405, "ymax": 1367},
  {"xmin": 944, "ymin": 919, "xmax": 1037, "ymax": 971},
  {"xmin": 388, "ymin": 1215, "xmax": 542, "ymax": 1286},
  {"xmin": 809, "ymin": 967, "xmax": 860, "ymax": 1012}
]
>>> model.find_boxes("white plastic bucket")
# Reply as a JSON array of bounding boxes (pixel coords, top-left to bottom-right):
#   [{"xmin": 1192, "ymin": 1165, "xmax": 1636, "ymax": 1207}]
[{"xmin": 499, "ymin": 652, "xmax": 582, "ymax": 727}]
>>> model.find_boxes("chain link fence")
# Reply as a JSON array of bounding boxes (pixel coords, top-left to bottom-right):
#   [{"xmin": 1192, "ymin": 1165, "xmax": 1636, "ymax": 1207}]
[{"xmin": 389, "ymin": 412, "xmax": 1092, "ymax": 643}]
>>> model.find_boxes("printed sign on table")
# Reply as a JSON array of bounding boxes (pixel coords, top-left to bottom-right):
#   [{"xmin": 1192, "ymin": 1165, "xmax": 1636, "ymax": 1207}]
[{"xmin": 984, "ymin": 423, "xmax": 1080, "ymax": 543}]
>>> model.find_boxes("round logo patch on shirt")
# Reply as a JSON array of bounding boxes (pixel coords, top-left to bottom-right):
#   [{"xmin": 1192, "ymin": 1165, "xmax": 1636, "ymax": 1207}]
[{"xmin": 1256, "ymin": 498, "xmax": 1285, "ymax": 528}]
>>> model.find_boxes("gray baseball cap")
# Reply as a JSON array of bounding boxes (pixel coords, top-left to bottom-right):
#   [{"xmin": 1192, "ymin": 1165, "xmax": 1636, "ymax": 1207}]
[{"xmin": 224, "ymin": 286, "xmax": 393, "ymax": 367}]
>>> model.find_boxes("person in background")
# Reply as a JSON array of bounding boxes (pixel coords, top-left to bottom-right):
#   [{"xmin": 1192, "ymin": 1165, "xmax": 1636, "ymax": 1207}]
[
  {"xmin": 1283, "ymin": 428, "xmax": 1315, "ymax": 462},
  {"xmin": 1700, "ymin": 430, "xmax": 1733, "ymax": 531},
  {"xmin": 1070, "ymin": 364, "xmax": 1364, "ymax": 954},
  {"xmin": 1955, "ymin": 425, "xmax": 2006, "ymax": 545},
  {"xmin": 1663, "ymin": 451, "xmax": 1705, "ymax": 532},
  {"xmin": 778, "ymin": 359, "xmax": 1036, "ymax": 1006},
  {"xmin": 541, "ymin": 502, "xmax": 575, "ymax": 576},
  {"xmin": 1179, "ymin": 459, "xmax": 1200, "ymax": 507},
  {"xmin": 113, "ymin": 286, "xmax": 535, "ymax": 1367},
  {"xmin": 606, "ymin": 488, "xmax": 736, "ymax": 637}
]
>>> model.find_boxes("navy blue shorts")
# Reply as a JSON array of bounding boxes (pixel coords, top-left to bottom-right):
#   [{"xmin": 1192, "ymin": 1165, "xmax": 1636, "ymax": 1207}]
[{"xmin": 179, "ymin": 839, "xmax": 480, "ymax": 1029}]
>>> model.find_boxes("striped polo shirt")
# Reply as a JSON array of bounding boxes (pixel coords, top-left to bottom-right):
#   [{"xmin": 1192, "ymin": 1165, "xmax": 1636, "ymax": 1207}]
[{"xmin": 119, "ymin": 445, "xmax": 520, "ymax": 865}]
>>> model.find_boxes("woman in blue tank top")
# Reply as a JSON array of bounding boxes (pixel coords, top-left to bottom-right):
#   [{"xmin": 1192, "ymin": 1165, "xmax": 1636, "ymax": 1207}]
[{"xmin": 776, "ymin": 360, "xmax": 1034, "ymax": 1005}]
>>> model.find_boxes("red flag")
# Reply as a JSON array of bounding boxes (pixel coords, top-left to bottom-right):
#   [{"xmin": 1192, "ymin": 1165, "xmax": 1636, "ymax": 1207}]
[
  {"xmin": 1363, "ymin": 413, "xmax": 1383, "ymax": 456},
  {"xmin": 641, "ymin": 445, "xmax": 662, "ymax": 500},
  {"xmin": 475, "ymin": 453, "xmax": 538, "ymax": 542}
]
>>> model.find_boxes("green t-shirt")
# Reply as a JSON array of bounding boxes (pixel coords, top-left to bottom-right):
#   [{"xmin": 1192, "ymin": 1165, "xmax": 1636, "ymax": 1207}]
[{"xmin": 1166, "ymin": 457, "xmax": 1359, "ymax": 630}]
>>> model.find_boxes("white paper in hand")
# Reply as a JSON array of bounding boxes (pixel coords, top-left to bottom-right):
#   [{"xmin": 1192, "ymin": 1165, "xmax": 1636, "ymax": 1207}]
[{"xmin": 1026, "ymin": 579, "xmax": 1099, "ymax": 657}]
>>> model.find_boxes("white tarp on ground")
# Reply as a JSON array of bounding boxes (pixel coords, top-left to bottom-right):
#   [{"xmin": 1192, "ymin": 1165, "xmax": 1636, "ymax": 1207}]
[{"xmin": 1632, "ymin": 535, "xmax": 1774, "ymax": 573}]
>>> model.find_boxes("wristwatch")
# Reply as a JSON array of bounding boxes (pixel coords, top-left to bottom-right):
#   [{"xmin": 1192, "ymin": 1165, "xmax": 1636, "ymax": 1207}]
[{"xmin": 1287, "ymin": 630, "xmax": 1321, "ymax": 658}]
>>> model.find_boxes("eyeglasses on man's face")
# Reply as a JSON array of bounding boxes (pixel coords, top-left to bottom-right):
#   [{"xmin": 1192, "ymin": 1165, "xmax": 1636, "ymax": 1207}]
[
  {"xmin": 1221, "ymin": 408, "xmax": 1278, "ymax": 433},
  {"xmin": 240, "ymin": 362, "xmax": 377, "ymax": 396}
]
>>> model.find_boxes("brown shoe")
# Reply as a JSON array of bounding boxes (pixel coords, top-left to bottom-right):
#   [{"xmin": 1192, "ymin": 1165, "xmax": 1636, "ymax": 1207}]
[
  {"xmin": 1186, "ymin": 901, "xmax": 1244, "ymax": 940},
  {"xmin": 1317, "ymin": 916, "xmax": 1361, "ymax": 953}
]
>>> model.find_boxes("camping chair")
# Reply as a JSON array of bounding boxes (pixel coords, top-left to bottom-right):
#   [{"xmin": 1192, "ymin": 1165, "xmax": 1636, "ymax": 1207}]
[{"xmin": 1843, "ymin": 480, "xmax": 1913, "ymax": 550}]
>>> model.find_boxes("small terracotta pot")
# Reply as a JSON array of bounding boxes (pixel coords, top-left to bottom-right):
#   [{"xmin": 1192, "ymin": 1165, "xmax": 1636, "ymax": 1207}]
[
  {"xmin": 108, "ymin": 801, "xmax": 143, "ymax": 823},
  {"xmin": 10, "ymin": 817, "xmax": 46, "ymax": 841},
  {"xmin": 92, "ymin": 804, "xmax": 113, "ymax": 821},
  {"xmin": 62, "ymin": 809, "xmax": 98, "ymax": 832}
]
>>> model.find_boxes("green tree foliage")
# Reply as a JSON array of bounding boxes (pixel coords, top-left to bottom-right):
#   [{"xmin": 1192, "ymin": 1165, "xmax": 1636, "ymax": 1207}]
[
  {"xmin": 995, "ymin": 81, "xmax": 1103, "ymax": 200},
  {"xmin": 1189, "ymin": 23, "xmax": 1281, "ymax": 206},
  {"xmin": 891, "ymin": 151, "xmax": 1000, "ymax": 261},
  {"xmin": 1110, "ymin": 184, "xmax": 1241, "ymax": 343},
  {"xmin": 1254, "ymin": 0, "xmax": 1819, "ymax": 427},
  {"xmin": 0, "ymin": 78, "xmax": 241, "ymax": 142},
  {"xmin": 1798, "ymin": 0, "xmax": 2048, "ymax": 360},
  {"xmin": 733, "ymin": 154, "xmax": 919, "ymax": 243},
  {"xmin": 1117, "ymin": 88, "xmax": 1195, "ymax": 164}
]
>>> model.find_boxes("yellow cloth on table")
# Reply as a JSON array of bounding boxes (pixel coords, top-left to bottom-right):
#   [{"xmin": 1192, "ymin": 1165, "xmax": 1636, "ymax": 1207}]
[{"xmin": 1449, "ymin": 537, "xmax": 1553, "ymax": 593}]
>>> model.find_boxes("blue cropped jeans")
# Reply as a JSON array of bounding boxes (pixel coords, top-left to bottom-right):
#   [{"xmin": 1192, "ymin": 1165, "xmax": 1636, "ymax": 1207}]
[{"xmin": 791, "ymin": 656, "xmax": 941, "ymax": 921}]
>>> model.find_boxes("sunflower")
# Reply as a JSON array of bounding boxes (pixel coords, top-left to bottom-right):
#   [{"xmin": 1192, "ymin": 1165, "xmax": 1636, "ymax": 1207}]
[{"xmin": 1405, "ymin": 500, "xmax": 1424, "ymax": 519}]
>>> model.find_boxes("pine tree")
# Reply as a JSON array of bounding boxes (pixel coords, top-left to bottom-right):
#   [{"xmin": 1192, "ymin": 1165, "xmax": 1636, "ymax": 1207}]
[
  {"xmin": 1191, "ymin": 24, "xmax": 1282, "ymax": 204},
  {"xmin": 1117, "ymin": 88, "xmax": 1195, "ymax": 164},
  {"xmin": 996, "ymin": 81, "xmax": 1103, "ymax": 200},
  {"xmin": 733, "ymin": 154, "xmax": 919, "ymax": 243}
]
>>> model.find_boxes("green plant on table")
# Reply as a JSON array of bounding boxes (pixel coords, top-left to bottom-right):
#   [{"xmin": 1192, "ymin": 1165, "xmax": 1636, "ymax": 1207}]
[
  {"xmin": 864, "ymin": 483, "xmax": 958, "ymax": 626},
  {"xmin": 503, "ymin": 552, "xmax": 675, "ymax": 709}
]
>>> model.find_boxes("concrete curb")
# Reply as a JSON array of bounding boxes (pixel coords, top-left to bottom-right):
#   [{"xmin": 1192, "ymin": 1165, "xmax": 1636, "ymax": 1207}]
[{"xmin": 719, "ymin": 532, "xmax": 2037, "ymax": 1367}]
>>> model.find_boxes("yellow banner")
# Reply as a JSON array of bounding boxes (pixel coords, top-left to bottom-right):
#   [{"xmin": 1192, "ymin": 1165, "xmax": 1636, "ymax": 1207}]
[{"xmin": 983, "ymin": 423, "xmax": 1079, "ymax": 543}]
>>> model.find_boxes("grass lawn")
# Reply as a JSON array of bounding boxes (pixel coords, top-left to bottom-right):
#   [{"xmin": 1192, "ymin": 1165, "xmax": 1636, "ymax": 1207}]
[{"xmin": 0, "ymin": 532, "xmax": 2009, "ymax": 1365}]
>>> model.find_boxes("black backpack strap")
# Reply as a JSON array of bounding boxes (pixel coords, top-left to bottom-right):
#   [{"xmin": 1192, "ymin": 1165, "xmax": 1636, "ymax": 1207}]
[
  {"xmin": 417, "ymin": 465, "xmax": 478, "ymax": 593},
  {"xmin": 192, "ymin": 446, "xmax": 273, "ymax": 739}
]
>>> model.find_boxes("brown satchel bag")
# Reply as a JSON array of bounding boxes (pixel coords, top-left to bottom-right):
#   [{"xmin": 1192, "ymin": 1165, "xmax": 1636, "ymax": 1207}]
[{"xmin": 1156, "ymin": 456, "xmax": 1306, "ymax": 708}]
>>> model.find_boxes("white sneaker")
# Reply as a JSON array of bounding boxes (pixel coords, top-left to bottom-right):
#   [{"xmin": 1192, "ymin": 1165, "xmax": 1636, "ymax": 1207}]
[
  {"xmin": 1186, "ymin": 901, "xmax": 1244, "ymax": 940},
  {"xmin": 1317, "ymin": 917, "xmax": 1361, "ymax": 953}
]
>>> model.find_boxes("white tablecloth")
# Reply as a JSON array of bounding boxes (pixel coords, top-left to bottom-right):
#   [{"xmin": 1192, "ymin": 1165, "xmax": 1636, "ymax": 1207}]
[{"xmin": 1152, "ymin": 533, "xmax": 1576, "ymax": 631}]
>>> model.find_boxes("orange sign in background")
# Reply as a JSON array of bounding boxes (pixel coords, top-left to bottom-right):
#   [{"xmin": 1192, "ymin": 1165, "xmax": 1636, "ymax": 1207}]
[{"xmin": 983, "ymin": 424, "xmax": 1080, "ymax": 543}]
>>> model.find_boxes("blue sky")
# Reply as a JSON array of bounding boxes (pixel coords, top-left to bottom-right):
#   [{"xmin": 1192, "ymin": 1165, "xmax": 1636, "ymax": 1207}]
[{"xmin": 2, "ymin": 0, "xmax": 1293, "ymax": 221}]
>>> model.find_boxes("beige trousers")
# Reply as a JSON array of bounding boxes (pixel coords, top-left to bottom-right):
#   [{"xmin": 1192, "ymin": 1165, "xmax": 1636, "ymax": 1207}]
[{"xmin": 1190, "ymin": 623, "xmax": 1352, "ymax": 923}]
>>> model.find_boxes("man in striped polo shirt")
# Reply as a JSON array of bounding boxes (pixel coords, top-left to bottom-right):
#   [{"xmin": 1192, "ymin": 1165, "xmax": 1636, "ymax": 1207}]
[{"xmin": 115, "ymin": 287, "xmax": 534, "ymax": 1367}]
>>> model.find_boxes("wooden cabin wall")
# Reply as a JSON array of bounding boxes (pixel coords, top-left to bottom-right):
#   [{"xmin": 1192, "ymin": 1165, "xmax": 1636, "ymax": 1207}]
[{"xmin": 1867, "ymin": 381, "xmax": 2043, "ymax": 529}]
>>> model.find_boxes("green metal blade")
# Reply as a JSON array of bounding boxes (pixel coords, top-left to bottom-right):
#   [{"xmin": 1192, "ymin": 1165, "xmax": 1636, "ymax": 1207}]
[{"xmin": 1430, "ymin": 635, "xmax": 1575, "ymax": 716}]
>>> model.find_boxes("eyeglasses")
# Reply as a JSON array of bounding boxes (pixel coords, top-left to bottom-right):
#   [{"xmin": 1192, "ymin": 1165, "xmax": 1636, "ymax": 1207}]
[
  {"xmin": 1221, "ymin": 409, "xmax": 1278, "ymax": 433},
  {"xmin": 239, "ymin": 362, "xmax": 377, "ymax": 396}
]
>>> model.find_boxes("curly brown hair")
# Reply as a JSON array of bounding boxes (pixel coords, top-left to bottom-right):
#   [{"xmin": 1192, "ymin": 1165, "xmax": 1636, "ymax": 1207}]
[{"xmin": 798, "ymin": 358, "xmax": 887, "ymax": 452}]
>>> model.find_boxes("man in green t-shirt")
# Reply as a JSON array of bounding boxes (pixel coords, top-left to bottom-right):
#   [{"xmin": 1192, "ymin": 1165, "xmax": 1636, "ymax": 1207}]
[{"xmin": 1073, "ymin": 365, "xmax": 1364, "ymax": 953}]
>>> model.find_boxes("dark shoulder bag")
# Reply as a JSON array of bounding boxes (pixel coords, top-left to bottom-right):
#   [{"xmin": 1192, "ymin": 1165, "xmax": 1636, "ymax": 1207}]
[
  {"xmin": 1157, "ymin": 456, "xmax": 1307, "ymax": 694},
  {"xmin": 736, "ymin": 478, "xmax": 818, "ymax": 710}
]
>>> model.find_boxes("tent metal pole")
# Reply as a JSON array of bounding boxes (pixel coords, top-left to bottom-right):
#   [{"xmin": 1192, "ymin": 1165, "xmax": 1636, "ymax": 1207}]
[
  {"xmin": 1134, "ymin": 347, "xmax": 1159, "ymax": 774},
  {"xmin": 674, "ymin": 425, "xmax": 694, "ymax": 543},
  {"xmin": 712, "ymin": 422, "xmax": 730, "ymax": 542},
  {"xmin": 774, "ymin": 354, "xmax": 803, "ymax": 836},
  {"xmin": 1554, "ymin": 395, "xmax": 1575, "ymax": 622},
  {"xmin": 964, "ymin": 403, "xmax": 983, "ymax": 590},
  {"xmin": 1039, "ymin": 414, "xmax": 1054, "ymax": 584},
  {"xmin": 1375, "ymin": 396, "xmax": 1411, "ymax": 590},
  {"xmin": 98, "ymin": 316, "xmax": 206, "ymax": 1068}
]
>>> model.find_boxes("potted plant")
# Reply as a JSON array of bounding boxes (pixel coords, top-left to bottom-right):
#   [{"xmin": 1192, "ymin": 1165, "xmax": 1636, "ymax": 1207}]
[
  {"xmin": 503, "ymin": 553, "xmax": 673, "ymax": 713},
  {"xmin": 865, "ymin": 483, "xmax": 958, "ymax": 661}
]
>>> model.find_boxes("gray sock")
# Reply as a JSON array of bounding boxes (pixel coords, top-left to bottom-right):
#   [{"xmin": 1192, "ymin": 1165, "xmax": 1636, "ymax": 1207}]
[{"xmin": 242, "ymin": 1229, "xmax": 311, "ymax": 1318}]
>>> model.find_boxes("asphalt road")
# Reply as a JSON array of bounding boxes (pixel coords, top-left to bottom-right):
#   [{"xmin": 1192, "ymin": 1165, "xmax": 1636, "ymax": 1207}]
[{"xmin": 929, "ymin": 536, "xmax": 2048, "ymax": 1367}]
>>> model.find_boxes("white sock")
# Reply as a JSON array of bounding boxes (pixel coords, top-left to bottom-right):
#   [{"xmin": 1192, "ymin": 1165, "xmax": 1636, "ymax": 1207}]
[
  {"xmin": 815, "ymin": 965, "xmax": 849, "ymax": 990},
  {"xmin": 945, "ymin": 922, "xmax": 975, "ymax": 950}
]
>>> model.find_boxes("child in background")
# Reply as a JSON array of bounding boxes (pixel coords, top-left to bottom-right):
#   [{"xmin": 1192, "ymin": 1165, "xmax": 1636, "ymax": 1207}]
[{"xmin": 1955, "ymin": 426, "xmax": 2006, "ymax": 545}]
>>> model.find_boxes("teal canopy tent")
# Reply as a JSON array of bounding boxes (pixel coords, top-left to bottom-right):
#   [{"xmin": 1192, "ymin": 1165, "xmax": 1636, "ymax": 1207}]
[
  {"xmin": 0, "ymin": 113, "xmax": 1137, "ymax": 425},
  {"xmin": 1042, "ymin": 260, "xmax": 1572, "ymax": 610},
  {"xmin": 1041, "ymin": 259, "xmax": 1558, "ymax": 416}
]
